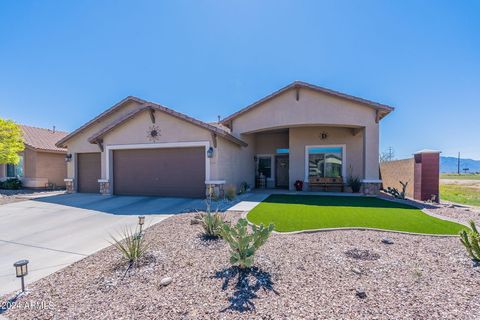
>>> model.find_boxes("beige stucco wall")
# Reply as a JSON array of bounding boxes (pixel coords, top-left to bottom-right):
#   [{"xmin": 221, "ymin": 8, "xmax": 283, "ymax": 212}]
[
  {"xmin": 216, "ymin": 134, "xmax": 256, "ymax": 190},
  {"xmin": 0, "ymin": 148, "xmax": 67, "ymax": 187},
  {"xmin": 65, "ymin": 100, "xmax": 146, "ymax": 179},
  {"xmin": 230, "ymin": 87, "xmax": 380, "ymax": 181},
  {"xmin": 230, "ymin": 88, "xmax": 377, "ymax": 134},
  {"xmin": 254, "ymin": 131, "xmax": 288, "ymax": 154},
  {"xmin": 64, "ymin": 103, "xmax": 247, "ymax": 192},
  {"xmin": 289, "ymin": 126, "xmax": 364, "ymax": 190},
  {"xmin": 35, "ymin": 152, "xmax": 67, "ymax": 187},
  {"xmin": 23, "ymin": 149, "xmax": 36, "ymax": 179}
]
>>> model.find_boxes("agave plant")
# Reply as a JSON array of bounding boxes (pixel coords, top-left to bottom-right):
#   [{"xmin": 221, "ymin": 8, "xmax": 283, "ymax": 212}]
[
  {"xmin": 459, "ymin": 221, "xmax": 480, "ymax": 262},
  {"xmin": 111, "ymin": 226, "xmax": 149, "ymax": 267}
]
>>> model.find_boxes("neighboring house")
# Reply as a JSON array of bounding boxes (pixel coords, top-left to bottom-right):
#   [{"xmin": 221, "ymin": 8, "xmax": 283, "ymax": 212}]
[
  {"xmin": 56, "ymin": 81, "xmax": 394, "ymax": 197},
  {"xmin": 0, "ymin": 125, "xmax": 68, "ymax": 188}
]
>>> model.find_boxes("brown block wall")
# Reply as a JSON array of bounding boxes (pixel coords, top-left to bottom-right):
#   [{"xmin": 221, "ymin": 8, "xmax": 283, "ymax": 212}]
[
  {"xmin": 414, "ymin": 152, "xmax": 440, "ymax": 202},
  {"xmin": 380, "ymin": 151, "xmax": 440, "ymax": 202},
  {"xmin": 380, "ymin": 159, "xmax": 415, "ymax": 198}
]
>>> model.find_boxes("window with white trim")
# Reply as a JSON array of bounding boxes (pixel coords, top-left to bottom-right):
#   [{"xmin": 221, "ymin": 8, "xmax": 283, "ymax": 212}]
[{"xmin": 308, "ymin": 147, "xmax": 343, "ymax": 178}]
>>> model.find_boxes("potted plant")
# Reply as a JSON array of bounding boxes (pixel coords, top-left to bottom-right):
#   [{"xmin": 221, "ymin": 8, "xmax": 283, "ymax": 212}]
[{"xmin": 294, "ymin": 180, "xmax": 304, "ymax": 191}]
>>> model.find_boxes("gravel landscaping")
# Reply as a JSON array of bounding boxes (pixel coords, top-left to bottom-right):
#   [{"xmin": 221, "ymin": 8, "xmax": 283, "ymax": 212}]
[{"xmin": 2, "ymin": 202, "xmax": 480, "ymax": 320}]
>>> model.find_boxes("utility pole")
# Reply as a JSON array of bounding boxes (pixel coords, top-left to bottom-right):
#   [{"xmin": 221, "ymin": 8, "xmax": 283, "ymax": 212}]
[
  {"xmin": 458, "ymin": 152, "xmax": 461, "ymax": 175},
  {"xmin": 388, "ymin": 147, "xmax": 393, "ymax": 161}
]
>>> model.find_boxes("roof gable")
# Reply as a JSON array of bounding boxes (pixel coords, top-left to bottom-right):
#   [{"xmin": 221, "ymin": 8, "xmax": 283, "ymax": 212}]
[
  {"xmin": 57, "ymin": 96, "xmax": 247, "ymax": 148},
  {"xmin": 221, "ymin": 81, "xmax": 394, "ymax": 124}
]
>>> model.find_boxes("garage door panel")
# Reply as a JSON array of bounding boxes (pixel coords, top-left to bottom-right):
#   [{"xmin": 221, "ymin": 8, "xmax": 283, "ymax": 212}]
[
  {"xmin": 113, "ymin": 147, "xmax": 205, "ymax": 198},
  {"xmin": 77, "ymin": 153, "xmax": 101, "ymax": 193}
]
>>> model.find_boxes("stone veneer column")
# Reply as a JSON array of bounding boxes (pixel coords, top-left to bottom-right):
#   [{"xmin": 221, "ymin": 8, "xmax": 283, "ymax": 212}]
[
  {"xmin": 362, "ymin": 181, "xmax": 381, "ymax": 195},
  {"xmin": 98, "ymin": 179, "xmax": 111, "ymax": 195},
  {"xmin": 64, "ymin": 179, "xmax": 75, "ymax": 193}
]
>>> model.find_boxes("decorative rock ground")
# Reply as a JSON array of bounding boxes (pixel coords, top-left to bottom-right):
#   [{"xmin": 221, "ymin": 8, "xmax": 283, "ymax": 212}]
[{"xmin": 2, "ymin": 208, "xmax": 480, "ymax": 319}]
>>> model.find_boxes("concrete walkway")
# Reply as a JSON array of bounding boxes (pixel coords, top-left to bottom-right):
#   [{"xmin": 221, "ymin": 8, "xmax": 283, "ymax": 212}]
[{"xmin": 0, "ymin": 193, "xmax": 204, "ymax": 296}]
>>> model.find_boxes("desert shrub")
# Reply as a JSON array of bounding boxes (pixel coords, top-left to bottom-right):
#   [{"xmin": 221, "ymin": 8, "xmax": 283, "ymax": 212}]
[
  {"xmin": 220, "ymin": 218, "xmax": 274, "ymax": 269},
  {"xmin": 200, "ymin": 209, "xmax": 225, "ymax": 238},
  {"xmin": 111, "ymin": 227, "xmax": 149, "ymax": 266},
  {"xmin": 347, "ymin": 176, "xmax": 362, "ymax": 193},
  {"xmin": 385, "ymin": 181, "xmax": 408, "ymax": 199},
  {"xmin": 460, "ymin": 221, "xmax": 480, "ymax": 261},
  {"xmin": 0, "ymin": 178, "xmax": 22, "ymax": 190},
  {"xmin": 225, "ymin": 185, "xmax": 237, "ymax": 201}
]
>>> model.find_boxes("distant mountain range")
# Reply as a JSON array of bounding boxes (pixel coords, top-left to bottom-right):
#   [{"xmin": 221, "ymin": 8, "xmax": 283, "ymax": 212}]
[{"xmin": 440, "ymin": 156, "xmax": 480, "ymax": 173}]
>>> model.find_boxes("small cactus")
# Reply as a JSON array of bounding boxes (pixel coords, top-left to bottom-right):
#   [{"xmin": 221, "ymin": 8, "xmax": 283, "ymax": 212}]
[
  {"xmin": 459, "ymin": 221, "xmax": 480, "ymax": 262},
  {"xmin": 385, "ymin": 181, "xmax": 408, "ymax": 199},
  {"xmin": 220, "ymin": 218, "xmax": 274, "ymax": 269}
]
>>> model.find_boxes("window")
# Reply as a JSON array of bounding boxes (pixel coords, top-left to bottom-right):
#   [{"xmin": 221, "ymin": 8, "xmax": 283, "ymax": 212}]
[
  {"xmin": 257, "ymin": 156, "xmax": 272, "ymax": 178},
  {"xmin": 307, "ymin": 147, "xmax": 343, "ymax": 178},
  {"xmin": 6, "ymin": 155, "xmax": 24, "ymax": 178}
]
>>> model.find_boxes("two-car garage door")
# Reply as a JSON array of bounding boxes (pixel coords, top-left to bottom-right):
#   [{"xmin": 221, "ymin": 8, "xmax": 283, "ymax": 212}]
[
  {"xmin": 113, "ymin": 147, "xmax": 205, "ymax": 198},
  {"xmin": 76, "ymin": 147, "xmax": 205, "ymax": 198}
]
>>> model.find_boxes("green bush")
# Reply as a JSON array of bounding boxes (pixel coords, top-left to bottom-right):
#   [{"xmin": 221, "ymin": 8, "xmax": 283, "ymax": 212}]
[
  {"xmin": 110, "ymin": 227, "xmax": 149, "ymax": 266},
  {"xmin": 0, "ymin": 178, "xmax": 22, "ymax": 190},
  {"xmin": 220, "ymin": 218, "xmax": 274, "ymax": 269},
  {"xmin": 225, "ymin": 185, "xmax": 237, "ymax": 201},
  {"xmin": 460, "ymin": 221, "xmax": 480, "ymax": 261},
  {"xmin": 200, "ymin": 210, "xmax": 225, "ymax": 238}
]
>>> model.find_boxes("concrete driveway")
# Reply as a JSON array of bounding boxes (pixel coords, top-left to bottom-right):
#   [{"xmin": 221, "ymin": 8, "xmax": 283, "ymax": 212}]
[{"xmin": 0, "ymin": 193, "xmax": 207, "ymax": 296}]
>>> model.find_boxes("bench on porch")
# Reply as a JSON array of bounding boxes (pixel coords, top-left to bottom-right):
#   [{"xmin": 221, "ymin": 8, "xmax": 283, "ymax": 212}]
[{"xmin": 308, "ymin": 177, "xmax": 344, "ymax": 192}]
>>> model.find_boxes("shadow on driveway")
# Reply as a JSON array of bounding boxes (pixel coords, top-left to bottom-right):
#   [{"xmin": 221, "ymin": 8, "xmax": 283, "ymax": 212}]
[{"xmin": 32, "ymin": 193, "xmax": 210, "ymax": 215}]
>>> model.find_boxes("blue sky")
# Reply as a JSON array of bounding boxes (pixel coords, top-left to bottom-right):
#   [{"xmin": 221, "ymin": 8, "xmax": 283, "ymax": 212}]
[{"xmin": 1, "ymin": 1, "xmax": 479, "ymax": 159}]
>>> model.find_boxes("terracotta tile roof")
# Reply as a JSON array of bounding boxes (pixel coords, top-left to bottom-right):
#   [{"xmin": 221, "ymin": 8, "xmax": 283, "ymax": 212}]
[
  {"xmin": 221, "ymin": 81, "xmax": 395, "ymax": 124},
  {"xmin": 20, "ymin": 125, "xmax": 68, "ymax": 153}
]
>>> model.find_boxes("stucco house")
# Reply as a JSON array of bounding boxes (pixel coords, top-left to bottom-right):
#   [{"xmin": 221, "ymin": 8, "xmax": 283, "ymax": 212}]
[
  {"xmin": 56, "ymin": 81, "xmax": 394, "ymax": 197},
  {"xmin": 0, "ymin": 125, "xmax": 68, "ymax": 188}
]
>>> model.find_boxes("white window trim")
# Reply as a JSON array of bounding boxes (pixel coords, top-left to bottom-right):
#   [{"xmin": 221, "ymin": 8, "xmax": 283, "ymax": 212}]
[
  {"xmin": 105, "ymin": 141, "xmax": 211, "ymax": 182},
  {"xmin": 304, "ymin": 144, "xmax": 347, "ymax": 182},
  {"xmin": 256, "ymin": 154, "xmax": 275, "ymax": 181}
]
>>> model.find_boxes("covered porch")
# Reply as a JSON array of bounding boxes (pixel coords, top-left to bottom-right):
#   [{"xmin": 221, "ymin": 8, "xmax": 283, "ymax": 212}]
[{"xmin": 247, "ymin": 125, "xmax": 380, "ymax": 194}]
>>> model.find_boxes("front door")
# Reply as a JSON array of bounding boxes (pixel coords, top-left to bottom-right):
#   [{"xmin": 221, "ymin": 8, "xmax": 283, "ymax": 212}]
[{"xmin": 275, "ymin": 155, "xmax": 289, "ymax": 188}]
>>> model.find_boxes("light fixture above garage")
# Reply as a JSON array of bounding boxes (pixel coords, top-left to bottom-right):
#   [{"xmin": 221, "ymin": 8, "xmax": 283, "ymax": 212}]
[{"xmin": 207, "ymin": 147, "xmax": 214, "ymax": 158}]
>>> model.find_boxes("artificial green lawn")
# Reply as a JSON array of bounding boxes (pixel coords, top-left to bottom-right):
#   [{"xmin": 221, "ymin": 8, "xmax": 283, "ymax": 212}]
[{"xmin": 247, "ymin": 195, "xmax": 467, "ymax": 235}]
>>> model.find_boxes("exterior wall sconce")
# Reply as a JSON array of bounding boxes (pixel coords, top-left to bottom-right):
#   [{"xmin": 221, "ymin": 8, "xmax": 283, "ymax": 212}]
[
  {"xmin": 207, "ymin": 147, "xmax": 214, "ymax": 158},
  {"xmin": 65, "ymin": 154, "xmax": 72, "ymax": 162},
  {"xmin": 13, "ymin": 259, "xmax": 29, "ymax": 292}
]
